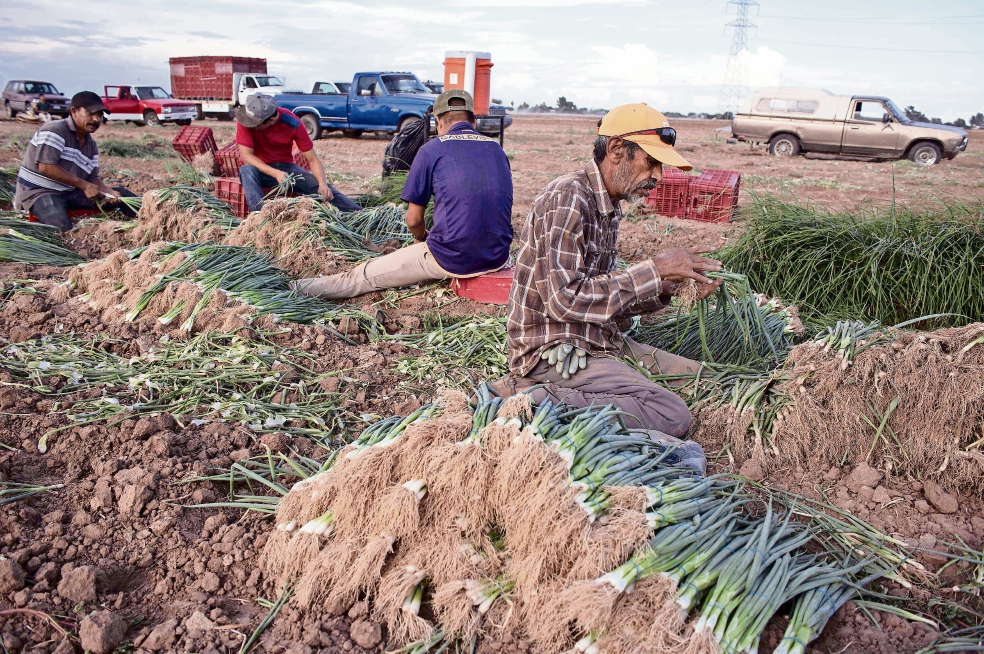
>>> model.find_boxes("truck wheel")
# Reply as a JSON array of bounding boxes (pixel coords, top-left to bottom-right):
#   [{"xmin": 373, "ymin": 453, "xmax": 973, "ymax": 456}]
[
  {"xmin": 908, "ymin": 142, "xmax": 941, "ymax": 166},
  {"xmin": 769, "ymin": 133, "xmax": 800, "ymax": 157},
  {"xmin": 398, "ymin": 116, "xmax": 421, "ymax": 133},
  {"xmin": 143, "ymin": 111, "xmax": 161, "ymax": 127},
  {"xmin": 4, "ymin": 102, "xmax": 15, "ymax": 119},
  {"xmin": 342, "ymin": 129, "xmax": 364, "ymax": 139},
  {"xmin": 301, "ymin": 114, "xmax": 322, "ymax": 140}
]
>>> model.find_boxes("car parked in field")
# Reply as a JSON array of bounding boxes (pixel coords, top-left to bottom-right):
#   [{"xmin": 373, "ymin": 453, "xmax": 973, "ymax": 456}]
[
  {"xmin": 277, "ymin": 72, "xmax": 512, "ymax": 140},
  {"xmin": 732, "ymin": 87, "xmax": 969, "ymax": 165},
  {"xmin": 101, "ymin": 85, "xmax": 199, "ymax": 126},
  {"xmin": 2, "ymin": 80, "xmax": 70, "ymax": 119}
]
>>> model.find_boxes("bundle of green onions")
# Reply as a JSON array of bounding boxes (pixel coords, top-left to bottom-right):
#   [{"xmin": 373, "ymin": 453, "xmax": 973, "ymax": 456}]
[
  {"xmin": 630, "ymin": 272, "xmax": 802, "ymax": 369},
  {"xmin": 0, "ymin": 214, "xmax": 85, "ymax": 266},
  {"xmin": 387, "ymin": 317, "xmax": 508, "ymax": 390},
  {"xmin": 0, "ymin": 332, "xmax": 346, "ymax": 448},
  {"xmin": 116, "ymin": 241, "xmax": 373, "ymax": 332},
  {"xmin": 0, "ymin": 166, "xmax": 16, "ymax": 206},
  {"xmin": 1, "ymin": 480, "xmax": 64, "ymax": 506}
]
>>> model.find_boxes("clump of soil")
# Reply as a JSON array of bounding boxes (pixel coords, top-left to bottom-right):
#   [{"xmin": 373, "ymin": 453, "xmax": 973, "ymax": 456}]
[
  {"xmin": 130, "ymin": 190, "xmax": 228, "ymax": 246},
  {"xmin": 224, "ymin": 197, "xmax": 346, "ymax": 278}
]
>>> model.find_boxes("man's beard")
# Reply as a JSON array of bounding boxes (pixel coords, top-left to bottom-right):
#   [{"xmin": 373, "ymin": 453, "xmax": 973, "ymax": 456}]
[{"xmin": 609, "ymin": 159, "xmax": 658, "ymax": 202}]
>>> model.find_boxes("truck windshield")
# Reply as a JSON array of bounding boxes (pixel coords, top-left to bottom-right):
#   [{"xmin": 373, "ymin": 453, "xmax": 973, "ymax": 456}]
[
  {"xmin": 381, "ymin": 75, "xmax": 428, "ymax": 94},
  {"xmin": 135, "ymin": 87, "xmax": 172, "ymax": 100},
  {"xmin": 254, "ymin": 76, "xmax": 284, "ymax": 87},
  {"xmin": 884, "ymin": 99, "xmax": 911, "ymax": 124},
  {"xmin": 24, "ymin": 82, "xmax": 59, "ymax": 95}
]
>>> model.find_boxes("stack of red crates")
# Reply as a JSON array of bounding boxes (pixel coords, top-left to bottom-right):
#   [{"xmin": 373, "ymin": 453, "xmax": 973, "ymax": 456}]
[
  {"xmin": 171, "ymin": 126, "xmax": 217, "ymax": 164},
  {"xmin": 292, "ymin": 145, "xmax": 311, "ymax": 171},
  {"xmin": 215, "ymin": 142, "xmax": 242, "ymax": 177},
  {"xmin": 644, "ymin": 167, "xmax": 690, "ymax": 218},
  {"xmin": 686, "ymin": 169, "xmax": 741, "ymax": 223},
  {"xmin": 214, "ymin": 178, "xmax": 248, "ymax": 218}
]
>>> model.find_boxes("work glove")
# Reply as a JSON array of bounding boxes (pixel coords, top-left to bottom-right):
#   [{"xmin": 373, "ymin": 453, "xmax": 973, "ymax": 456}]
[{"xmin": 540, "ymin": 343, "xmax": 587, "ymax": 380}]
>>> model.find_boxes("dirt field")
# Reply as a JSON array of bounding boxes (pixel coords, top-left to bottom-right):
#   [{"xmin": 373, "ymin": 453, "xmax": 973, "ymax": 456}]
[{"xmin": 1, "ymin": 114, "xmax": 983, "ymax": 654}]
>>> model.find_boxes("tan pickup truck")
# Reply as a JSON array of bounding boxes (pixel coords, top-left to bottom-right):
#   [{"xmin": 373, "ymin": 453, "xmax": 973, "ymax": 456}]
[{"xmin": 732, "ymin": 87, "xmax": 969, "ymax": 165}]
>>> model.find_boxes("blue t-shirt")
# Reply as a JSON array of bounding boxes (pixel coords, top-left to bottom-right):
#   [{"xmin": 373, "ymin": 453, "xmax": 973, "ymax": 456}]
[{"xmin": 401, "ymin": 122, "xmax": 513, "ymax": 276}]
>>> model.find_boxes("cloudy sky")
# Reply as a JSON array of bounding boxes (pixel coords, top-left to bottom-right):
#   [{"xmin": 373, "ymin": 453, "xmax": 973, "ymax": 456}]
[{"xmin": 1, "ymin": 0, "xmax": 981, "ymax": 120}]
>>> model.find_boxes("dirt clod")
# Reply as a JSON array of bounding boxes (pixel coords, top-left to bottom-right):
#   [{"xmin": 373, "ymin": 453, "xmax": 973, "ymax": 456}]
[
  {"xmin": 846, "ymin": 462, "xmax": 883, "ymax": 493},
  {"xmin": 350, "ymin": 619, "xmax": 383, "ymax": 649},
  {"xmin": 0, "ymin": 557, "xmax": 27, "ymax": 592},
  {"xmin": 142, "ymin": 618, "xmax": 179, "ymax": 651},
  {"xmin": 80, "ymin": 609, "xmax": 128, "ymax": 653},
  {"xmin": 57, "ymin": 564, "xmax": 98, "ymax": 603},
  {"xmin": 923, "ymin": 479, "xmax": 959, "ymax": 514}
]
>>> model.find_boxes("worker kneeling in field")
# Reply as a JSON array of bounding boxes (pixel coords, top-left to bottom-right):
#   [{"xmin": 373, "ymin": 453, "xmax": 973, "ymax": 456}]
[
  {"xmin": 235, "ymin": 94, "xmax": 360, "ymax": 213},
  {"xmin": 499, "ymin": 103, "xmax": 721, "ymax": 473},
  {"xmin": 13, "ymin": 91, "xmax": 137, "ymax": 231},
  {"xmin": 294, "ymin": 90, "xmax": 513, "ymax": 300}
]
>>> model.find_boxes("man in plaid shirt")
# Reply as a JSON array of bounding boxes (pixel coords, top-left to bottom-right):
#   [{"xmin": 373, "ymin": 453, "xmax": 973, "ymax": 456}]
[{"xmin": 501, "ymin": 104, "xmax": 722, "ymax": 470}]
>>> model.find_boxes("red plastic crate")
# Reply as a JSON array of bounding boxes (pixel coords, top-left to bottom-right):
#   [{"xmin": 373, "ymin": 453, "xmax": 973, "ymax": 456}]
[
  {"xmin": 450, "ymin": 267, "xmax": 514, "ymax": 305},
  {"xmin": 214, "ymin": 177, "xmax": 248, "ymax": 218},
  {"xmin": 171, "ymin": 126, "xmax": 217, "ymax": 164},
  {"xmin": 292, "ymin": 145, "xmax": 311, "ymax": 171},
  {"xmin": 685, "ymin": 169, "xmax": 741, "ymax": 223},
  {"xmin": 215, "ymin": 142, "xmax": 242, "ymax": 177},
  {"xmin": 644, "ymin": 167, "xmax": 690, "ymax": 218}
]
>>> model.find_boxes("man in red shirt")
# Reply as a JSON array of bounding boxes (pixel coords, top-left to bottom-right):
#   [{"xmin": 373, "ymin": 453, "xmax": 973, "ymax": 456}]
[{"xmin": 235, "ymin": 94, "xmax": 359, "ymax": 212}]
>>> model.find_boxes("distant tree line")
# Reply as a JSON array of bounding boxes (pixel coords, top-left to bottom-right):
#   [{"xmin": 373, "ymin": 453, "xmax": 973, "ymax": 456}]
[
  {"xmin": 905, "ymin": 106, "xmax": 984, "ymax": 128},
  {"xmin": 512, "ymin": 97, "xmax": 732, "ymax": 119}
]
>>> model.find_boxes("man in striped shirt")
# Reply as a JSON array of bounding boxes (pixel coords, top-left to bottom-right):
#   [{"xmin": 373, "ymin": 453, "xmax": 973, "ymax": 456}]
[
  {"xmin": 13, "ymin": 91, "xmax": 136, "ymax": 231},
  {"xmin": 502, "ymin": 104, "xmax": 722, "ymax": 470}
]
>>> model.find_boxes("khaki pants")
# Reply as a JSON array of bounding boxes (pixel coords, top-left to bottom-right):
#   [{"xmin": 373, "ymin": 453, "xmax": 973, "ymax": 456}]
[
  {"xmin": 527, "ymin": 337, "xmax": 698, "ymax": 437},
  {"xmin": 293, "ymin": 242, "xmax": 453, "ymax": 300}
]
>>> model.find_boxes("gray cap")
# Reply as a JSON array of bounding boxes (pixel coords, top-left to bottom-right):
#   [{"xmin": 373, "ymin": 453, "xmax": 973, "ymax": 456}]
[
  {"xmin": 434, "ymin": 89, "xmax": 474, "ymax": 116},
  {"xmin": 235, "ymin": 94, "xmax": 278, "ymax": 128}
]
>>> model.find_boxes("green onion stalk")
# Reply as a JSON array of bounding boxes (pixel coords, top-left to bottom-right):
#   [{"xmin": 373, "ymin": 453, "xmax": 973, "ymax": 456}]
[
  {"xmin": 463, "ymin": 575, "xmax": 515, "ymax": 614},
  {"xmin": 774, "ymin": 581, "xmax": 856, "ymax": 654},
  {"xmin": 630, "ymin": 272, "xmax": 802, "ymax": 369}
]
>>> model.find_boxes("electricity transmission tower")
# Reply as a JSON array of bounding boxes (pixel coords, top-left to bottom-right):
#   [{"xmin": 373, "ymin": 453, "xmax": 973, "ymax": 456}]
[{"xmin": 719, "ymin": 0, "xmax": 758, "ymax": 116}]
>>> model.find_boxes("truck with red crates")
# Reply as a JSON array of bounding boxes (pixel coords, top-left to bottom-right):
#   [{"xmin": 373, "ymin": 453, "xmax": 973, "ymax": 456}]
[
  {"xmin": 169, "ymin": 56, "xmax": 302, "ymax": 120},
  {"xmin": 101, "ymin": 85, "xmax": 198, "ymax": 126}
]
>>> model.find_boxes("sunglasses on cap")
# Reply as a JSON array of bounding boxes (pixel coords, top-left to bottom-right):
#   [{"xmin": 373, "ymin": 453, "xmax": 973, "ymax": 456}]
[{"xmin": 618, "ymin": 127, "xmax": 677, "ymax": 147}]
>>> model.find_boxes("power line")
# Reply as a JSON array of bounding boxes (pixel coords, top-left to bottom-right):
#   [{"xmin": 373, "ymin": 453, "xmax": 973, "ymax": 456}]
[
  {"xmin": 757, "ymin": 13, "xmax": 984, "ymax": 22},
  {"xmin": 758, "ymin": 38, "xmax": 983, "ymax": 54},
  {"xmin": 719, "ymin": 0, "xmax": 758, "ymax": 115}
]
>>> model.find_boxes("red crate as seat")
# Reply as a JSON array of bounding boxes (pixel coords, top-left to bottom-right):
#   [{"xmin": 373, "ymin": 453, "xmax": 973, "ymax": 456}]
[
  {"xmin": 450, "ymin": 267, "xmax": 514, "ymax": 305},
  {"xmin": 171, "ymin": 126, "xmax": 217, "ymax": 164},
  {"xmin": 27, "ymin": 208, "xmax": 102, "ymax": 223},
  {"xmin": 644, "ymin": 167, "xmax": 690, "ymax": 218},
  {"xmin": 214, "ymin": 177, "xmax": 248, "ymax": 218},
  {"xmin": 292, "ymin": 145, "xmax": 311, "ymax": 171},
  {"xmin": 215, "ymin": 142, "xmax": 243, "ymax": 178},
  {"xmin": 685, "ymin": 169, "xmax": 741, "ymax": 223}
]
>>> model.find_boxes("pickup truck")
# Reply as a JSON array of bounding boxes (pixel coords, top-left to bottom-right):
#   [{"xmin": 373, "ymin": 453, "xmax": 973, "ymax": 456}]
[
  {"xmin": 732, "ymin": 87, "xmax": 969, "ymax": 165},
  {"xmin": 101, "ymin": 86, "xmax": 199, "ymax": 126},
  {"xmin": 277, "ymin": 72, "xmax": 512, "ymax": 139},
  {"xmin": 3, "ymin": 80, "xmax": 70, "ymax": 119}
]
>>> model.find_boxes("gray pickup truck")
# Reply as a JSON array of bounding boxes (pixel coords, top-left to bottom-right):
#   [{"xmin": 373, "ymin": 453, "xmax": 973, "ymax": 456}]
[
  {"xmin": 732, "ymin": 87, "xmax": 968, "ymax": 165},
  {"xmin": 3, "ymin": 80, "xmax": 70, "ymax": 119}
]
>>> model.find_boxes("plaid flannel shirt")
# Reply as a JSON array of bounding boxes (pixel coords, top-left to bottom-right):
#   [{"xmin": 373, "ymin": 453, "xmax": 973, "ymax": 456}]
[{"xmin": 507, "ymin": 160, "xmax": 666, "ymax": 376}]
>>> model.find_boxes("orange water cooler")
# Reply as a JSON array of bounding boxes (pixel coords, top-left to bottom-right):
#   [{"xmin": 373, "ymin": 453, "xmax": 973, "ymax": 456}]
[{"xmin": 443, "ymin": 51, "xmax": 493, "ymax": 115}]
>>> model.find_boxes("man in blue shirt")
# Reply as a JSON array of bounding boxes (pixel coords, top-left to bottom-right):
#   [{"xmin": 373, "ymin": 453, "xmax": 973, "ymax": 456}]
[{"xmin": 294, "ymin": 90, "xmax": 513, "ymax": 299}]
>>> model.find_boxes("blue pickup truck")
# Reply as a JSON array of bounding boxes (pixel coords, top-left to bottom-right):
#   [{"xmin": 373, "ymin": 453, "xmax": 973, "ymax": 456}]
[{"xmin": 276, "ymin": 71, "xmax": 512, "ymax": 139}]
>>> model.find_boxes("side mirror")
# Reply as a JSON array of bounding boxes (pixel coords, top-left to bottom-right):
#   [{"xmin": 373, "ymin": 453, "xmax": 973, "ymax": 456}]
[
  {"xmin": 882, "ymin": 113, "xmax": 891, "ymax": 124},
  {"xmin": 359, "ymin": 89, "xmax": 371, "ymax": 96}
]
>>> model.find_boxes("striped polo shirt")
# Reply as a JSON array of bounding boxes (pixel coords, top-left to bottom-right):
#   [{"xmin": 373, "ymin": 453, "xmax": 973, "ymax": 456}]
[{"xmin": 13, "ymin": 117, "xmax": 100, "ymax": 211}]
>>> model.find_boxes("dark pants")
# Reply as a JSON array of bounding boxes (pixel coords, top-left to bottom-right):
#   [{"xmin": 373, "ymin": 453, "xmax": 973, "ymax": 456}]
[
  {"xmin": 238, "ymin": 162, "xmax": 360, "ymax": 213},
  {"xmin": 30, "ymin": 187, "xmax": 137, "ymax": 232}
]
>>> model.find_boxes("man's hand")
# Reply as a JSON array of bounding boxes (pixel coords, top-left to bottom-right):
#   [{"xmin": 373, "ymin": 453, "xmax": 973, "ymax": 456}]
[
  {"xmin": 694, "ymin": 279, "xmax": 722, "ymax": 300},
  {"xmin": 651, "ymin": 246, "xmax": 723, "ymax": 284},
  {"xmin": 272, "ymin": 169, "xmax": 288, "ymax": 185},
  {"xmin": 318, "ymin": 183, "xmax": 334, "ymax": 202},
  {"xmin": 82, "ymin": 182, "xmax": 103, "ymax": 201}
]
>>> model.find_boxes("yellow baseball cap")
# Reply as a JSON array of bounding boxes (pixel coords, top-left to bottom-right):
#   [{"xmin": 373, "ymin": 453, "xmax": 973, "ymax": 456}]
[{"xmin": 597, "ymin": 102, "xmax": 692, "ymax": 171}]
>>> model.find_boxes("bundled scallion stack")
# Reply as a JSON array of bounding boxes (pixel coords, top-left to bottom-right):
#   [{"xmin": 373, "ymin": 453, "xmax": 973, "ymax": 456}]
[
  {"xmin": 0, "ymin": 213, "xmax": 85, "ymax": 266},
  {"xmin": 128, "ymin": 185, "xmax": 241, "ymax": 245},
  {"xmin": 0, "ymin": 166, "xmax": 16, "ymax": 206},
  {"xmin": 259, "ymin": 384, "xmax": 905, "ymax": 654}
]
